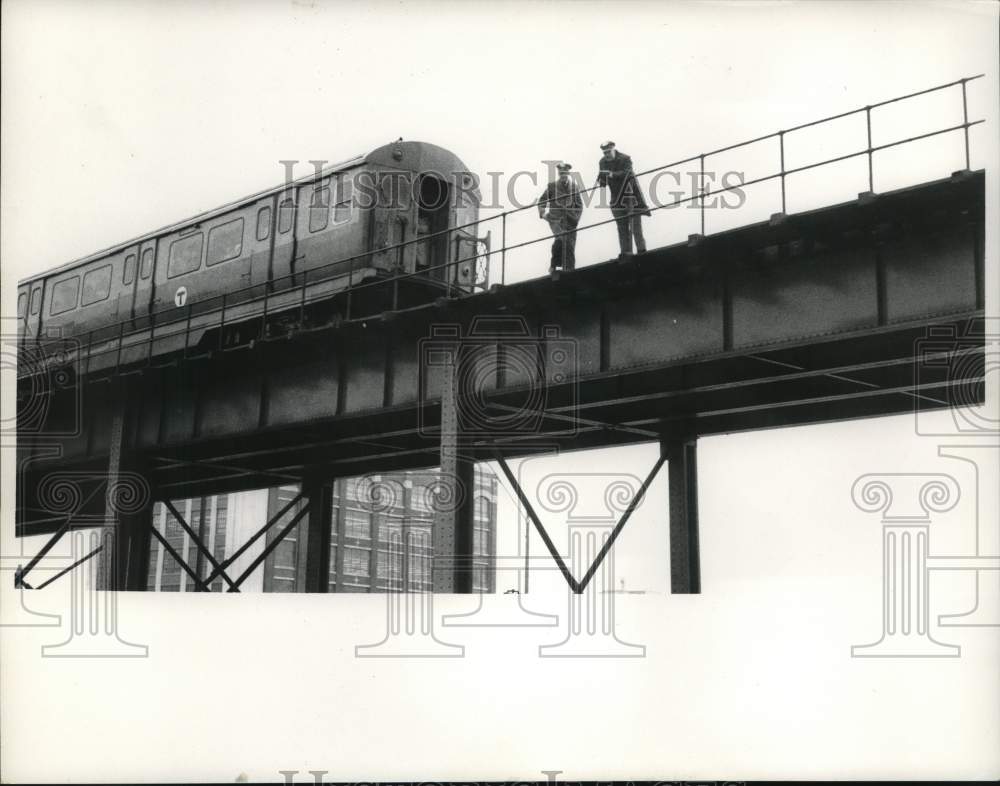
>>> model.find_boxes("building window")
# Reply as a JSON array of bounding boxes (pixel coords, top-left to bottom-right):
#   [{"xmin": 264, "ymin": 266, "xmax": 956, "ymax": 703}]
[
  {"xmin": 140, "ymin": 248, "xmax": 154, "ymax": 279},
  {"xmin": 207, "ymin": 217, "xmax": 244, "ymax": 266},
  {"xmin": 81, "ymin": 264, "xmax": 112, "ymax": 306},
  {"xmin": 168, "ymin": 233, "xmax": 204, "ymax": 278},
  {"xmin": 50, "ymin": 277, "xmax": 79, "ymax": 315},
  {"xmin": 344, "ymin": 507, "xmax": 371, "ymax": 540},
  {"xmin": 377, "ymin": 549, "xmax": 403, "ymax": 589},
  {"xmin": 278, "ymin": 198, "xmax": 294, "ymax": 233},
  {"xmin": 123, "ymin": 254, "xmax": 136, "ymax": 285},
  {"xmin": 309, "ymin": 187, "xmax": 330, "ymax": 233},
  {"xmin": 344, "ymin": 546, "xmax": 370, "ymax": 577},
  {"xmin": 210, "ymin": 496, "xmax": 229, "ymax": 592}
]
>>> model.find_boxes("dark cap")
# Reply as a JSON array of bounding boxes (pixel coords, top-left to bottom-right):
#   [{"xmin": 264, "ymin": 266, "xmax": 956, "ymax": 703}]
[
  {"xmin": 556, "ymin": 162, "xmax": 572, "ymax": 172},
  {"xmin": 600, "ymin": 140, "xmax": 615, "ymax": 150}
]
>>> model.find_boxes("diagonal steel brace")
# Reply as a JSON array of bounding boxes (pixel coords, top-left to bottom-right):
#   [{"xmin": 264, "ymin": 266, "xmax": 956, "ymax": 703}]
[
  {"xmin": 150, "ymin": 526, "xmax": 207, "ymax": 590},
  {"xmin": 161, "ymin": 498, "xmax": 239, "ymax": 592},
  {"xmin": 493, "ymin": 449, "xmax": 666, "ymax": 594},
  {"xmin": 202, "ymin": 491, "xmax": 305, "ymax": 588},
  {"xmin": 227, "ymin": 502, "xmax": 311, "ymax": 591},
  {"xmin": 16, "ymin": 480, "xmax": 108, "ymax": 589}
]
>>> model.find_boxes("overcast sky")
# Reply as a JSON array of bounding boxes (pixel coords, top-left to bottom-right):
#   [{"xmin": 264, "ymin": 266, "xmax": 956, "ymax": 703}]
[{"xmin": 2, "ymin": 1, "xmax": 998, "ymax": 781}]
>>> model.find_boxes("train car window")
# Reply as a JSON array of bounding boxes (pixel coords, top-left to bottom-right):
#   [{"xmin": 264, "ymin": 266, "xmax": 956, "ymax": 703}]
[
  {"xmin": 309, "ymin": 187, "xmax": 330, "ymax": 233},
  {"xmin": 168, "ymin": 233, "xmax": 204, "ymax": 278},
  {"xmin": 207, "ymin": 217, "xmax": 244, "ymax": 266},
  {"xmin": 123, "ymin": 254, "xmax": 136, "ymax": 285},
  {"xmin": 334, "ymin": 177, "xmax": 353, "ymax": 223},
  {"xmin": 140, "ymin": 248, "xmax": 154, "ymax": 279},
  {"xmin": 30, "ymin": 288, "xmax": 41, "ymax": 315},
  {"xmin": 81, "ymin": 264, "xmax": 112, "ymax": 306},
  {"xmin": 17, "ymin": 292, "xmax": 27, "ymax": 319},
  {"xmin": 278, "ymin": 198, "xmax": 294, "ymax": 233},
  {"xmin": 256, "ymin": 206, "xmax": 271, "ymax": 241},
  {"xmin": 50, "ymin": 277, "xmax": 80, "ymax": 315}
]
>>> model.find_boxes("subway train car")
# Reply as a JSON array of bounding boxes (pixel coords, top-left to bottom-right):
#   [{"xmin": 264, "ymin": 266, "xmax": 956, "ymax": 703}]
[{"xmin": 15, "ymin": 140, "xmax": 488, "ymax": 375}]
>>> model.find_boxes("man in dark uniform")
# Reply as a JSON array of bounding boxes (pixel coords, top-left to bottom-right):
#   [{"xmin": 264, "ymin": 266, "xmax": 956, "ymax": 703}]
[
  {"xmin": 538, "ymin": 162, "xmax": 583, "ymax": 272},
  {"xmin": 596, "ymin": 141, "xmax": 651, "ymax": 256}
]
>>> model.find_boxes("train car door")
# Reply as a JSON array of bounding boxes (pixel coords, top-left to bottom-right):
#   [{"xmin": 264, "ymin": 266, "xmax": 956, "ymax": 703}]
[
  {"xmin": 416, "ymin": 174, "xmax": 450, "ymax": 282},
  {"xmin": 369, "ymin": 171, "xmax": 397, "ymax": 273},
  {"xmin": 23, "ymin": 280, "xmax": 45, "ymax": 341},
  {"xmin": 133, "ymin": 239, "xmax": 158, "ymax": 324},
  {"xmin": 451, "ymin": 188, "xmax": 487, "ymax": 291},
  {"xmin": 118, "ymin": 243, "xmax": 141, "ymax": 323},
  {"xmin": 395, "ymin": 171, "xmax": 416, "ymax": 274},
  {"xmin": 249, "ymin": 196, "xmax": 276, "ymax": 297},
  {"xmin": 16, "ymin": 286, "xmax": 30, "ymax": 340},
  {"xmin": 271, "ymin": 187, "xmax": 297, "ymax": 286}
]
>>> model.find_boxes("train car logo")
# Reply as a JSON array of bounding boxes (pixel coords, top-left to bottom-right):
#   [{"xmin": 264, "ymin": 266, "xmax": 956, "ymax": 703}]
[{"xmin": 174, "ymin": 287, "xmax": 188, "ymax": 307}]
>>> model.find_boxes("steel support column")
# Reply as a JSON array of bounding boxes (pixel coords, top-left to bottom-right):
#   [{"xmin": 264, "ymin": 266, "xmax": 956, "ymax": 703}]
[
  {"xmin": 123, "ymin": 496, "xmax": 154, "ymax": 591},
  {"xmin": 432, "ymin": 335, "xmax": 475, "ymax": 593},
  {"xmin": 663, "ymin": 435, "xmax": 701, "ymax": 594},
  {"xmin": 98, "ymin": 379, "xmax": 154, "ymax": 591},
  {"xmin": 302, "ymin": 475, "xmax": 334, "ymax": 592}
]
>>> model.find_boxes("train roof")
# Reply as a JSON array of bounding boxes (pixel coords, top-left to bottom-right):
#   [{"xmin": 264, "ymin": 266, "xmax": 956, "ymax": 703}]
[{"xmin": 19, "ymin": 140, "xmax": 477, "ymax": 285}]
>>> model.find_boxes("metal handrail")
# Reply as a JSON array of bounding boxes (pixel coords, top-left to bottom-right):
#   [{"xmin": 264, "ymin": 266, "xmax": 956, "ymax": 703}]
[{"xmin": 17, "ymin": 74, "xmax": 985, "ymax": 381}]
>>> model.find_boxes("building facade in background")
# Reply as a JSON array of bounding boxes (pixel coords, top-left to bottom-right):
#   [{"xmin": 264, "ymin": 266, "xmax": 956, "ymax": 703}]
[{"xmin": 146, "ymin": 467, "xmax": 497, "ymax": 593}]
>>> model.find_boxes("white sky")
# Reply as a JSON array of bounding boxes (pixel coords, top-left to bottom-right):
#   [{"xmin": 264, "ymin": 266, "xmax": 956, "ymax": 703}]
[{"xmin": 1, "ymin": 1, "xmax": 999, "ymax": 782}]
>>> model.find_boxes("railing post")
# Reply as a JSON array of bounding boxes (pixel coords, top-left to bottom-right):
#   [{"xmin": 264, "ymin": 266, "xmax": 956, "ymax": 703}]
[
  {"xmin": 447, "ymin": 228, "xmax": 454, "ymax": 293},
  {"xmin": 778, "ymin": 131, "xmax": 787, "ymax": 214},
  {"xmin": 961, "ymin": 78, "xmax": 971, "ymax": 170},
  {"xmin": 114, "ymin": 321, "xmax": 124, "ymax": 374},
  {"xmin": 146, "ymin": 311, "xmax": 155, "ymax": 365},
  {"xmin": 183, "ymin": 302, "xmax": 192, "ymax": 357},
  {"xmin": 84, "ymin": 330, "xmax": 93, "ymax": 378},
  {"xmin": 699, "ymin": 153, "xmax": 706, "ymax": 235},
  {"xmin": 218, "ymin": 293, "xmax": 227, "ymax": 351},
  {"xmin": 865, "ymin": 105, "xmax": 874, "ymax": 193},
  {"xmin": 298, "ymin": 270, "xmax": 307, "ymax": 328},
  {"xmin": 261, "ymin": 280, "xmax": 269, "ymax": 340},
  {"xmin": 500, "ymin": 213, "xmax": 507, "ymax": 286},
  {"xmin": 346, "ymin": 255, "xmax": 353, "ymax": 321},
  {"xmin": 392, "ymin": 241, "xmax": 401, "ymax": 311}
]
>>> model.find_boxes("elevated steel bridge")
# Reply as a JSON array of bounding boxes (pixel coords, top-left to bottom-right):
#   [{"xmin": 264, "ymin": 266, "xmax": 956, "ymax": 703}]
[{"xmin": 14, "ymin": 76, "xmax": 988, "ymax": 595}]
